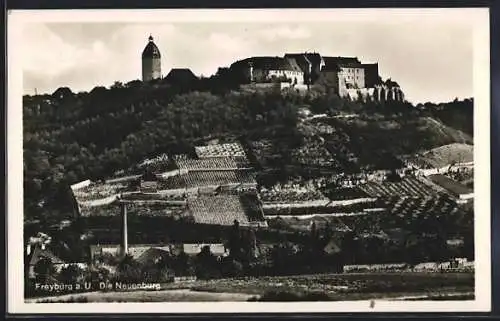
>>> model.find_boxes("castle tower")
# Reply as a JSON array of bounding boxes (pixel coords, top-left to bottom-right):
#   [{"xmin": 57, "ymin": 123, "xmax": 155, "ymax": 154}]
[{"xmin": 142, "ymin": 35, "xmax": 162, "ymax": 82}]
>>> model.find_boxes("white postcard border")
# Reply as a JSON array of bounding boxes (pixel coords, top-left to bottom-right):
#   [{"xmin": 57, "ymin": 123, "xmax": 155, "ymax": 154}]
[{"xmin": 7, "ymin": 8, "xmax": 491, "ymax": 314}]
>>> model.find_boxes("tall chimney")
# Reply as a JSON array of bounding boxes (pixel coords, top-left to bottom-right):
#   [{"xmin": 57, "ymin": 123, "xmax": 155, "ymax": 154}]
[
  {"xmin": 120, "ymin": 202, "xmax": 128, "ymax": 257},
  {"xmin": 249, "ymin": 62, "xmax": 254, "ymax": 83}
]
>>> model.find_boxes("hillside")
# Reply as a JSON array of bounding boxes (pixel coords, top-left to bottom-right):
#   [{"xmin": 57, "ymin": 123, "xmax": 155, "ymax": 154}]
[
  {"xmin": 409, "ymin": 143, "xmax": 473, "ymax": 169},
  {"xmin": 23, "ymin": 82, "xmax": 472, "ymax": 226}
]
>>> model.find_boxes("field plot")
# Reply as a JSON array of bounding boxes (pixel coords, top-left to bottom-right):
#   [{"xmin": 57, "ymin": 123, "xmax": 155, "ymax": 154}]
[
  {"xmin": 428, "ymin": 174, "xmax": 472, "ymax": 198},
  {"xmin": 270, "ymin": 195, "xmax": 469, "ymax": 235},
  {"xmin": 195, "ymin": 143, "xmax": 247, "ymax": 159},
  {"xmin": 359, "ymin": 177, "xmax": 443, "ymax": 198},
  {"xmin": 187, "ymin": 193, "xmax": 265, "ymax": 226},
  {"xmin": 72, "ymin": 181, "xmax": 132, "ymax": 203},
  {"xmin": 260, "ymin": 187, "xmax": 327, "ymax": 204},
  {"xmin": 263, "ymin": 199, "xmax": 385, "ymax": 217},
  {"xmin": 125, "ymin": 201, "xmax": 187, "ymax": 217},
  {"xmin": 184, "ymin": 170, "xmax": 256, "ymax": 188},
  {"xmin": 79, "ymin": 202, "xmax": 122, "ymax": 217},
  {"xmin": 175, "ymin": 156, "xmax": 250, "ymax": 170},
  {"xmin": 384, "ymin": 196, "xmax": 461, "ymax": 217}
]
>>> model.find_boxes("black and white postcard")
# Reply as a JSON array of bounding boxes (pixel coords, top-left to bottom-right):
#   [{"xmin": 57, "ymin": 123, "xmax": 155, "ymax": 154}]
[{"xmin": 7, "ymin": 8, "xmax": 491, "ymax": 313}]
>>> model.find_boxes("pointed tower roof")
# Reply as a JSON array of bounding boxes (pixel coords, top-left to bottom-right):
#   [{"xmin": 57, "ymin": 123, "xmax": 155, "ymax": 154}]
[{"xmin": 142, "ymin": 35, "xmax": 161, "ymax": 59}]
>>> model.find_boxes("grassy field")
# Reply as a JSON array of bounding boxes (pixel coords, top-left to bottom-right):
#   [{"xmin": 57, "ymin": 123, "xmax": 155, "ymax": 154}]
[{"xmin": 27, "ymin": 272, "xmax": 474, "ymax": 303}]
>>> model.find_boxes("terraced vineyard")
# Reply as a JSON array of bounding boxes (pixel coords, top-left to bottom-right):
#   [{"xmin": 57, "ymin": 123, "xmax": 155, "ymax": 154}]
[
  {"xmin": 183, "ymin": 170, "xmax": 256, "ymax": 188},
  {"xmin": 249, "ymin": 139, "xmax": 284, "ymax": 167},
  {"xmin": 337, "ymin": 195, "xmax": 468, "ymax": 234},
  {"xmin": 269, "ymin": 194, "xmax": 469, "ymax": 238},
  {"xmin": 260, "ymin": 187, "xmax": 326, "ymax": 204},
  {"xmin": 72, "ymin": 181, "xmax": 132, "ymax": 202},
  {"xmin": 263, "ymin": 200, "xmax": 385, "ymax": 216},
  {"xmin": 195, "ymin": 143, "xmax": 247, "ymax": 159},
  {"xmin": 383, "ymin": 196, "xmax": 460, "ymax": 216},
  {"xmin": 290, "ymin": 137, "xmax": 340, "ymax": 168},
  {"xmin": 175, "ymin": 156, "xmax": 250, "ymax": 170},
  {"xmin": 79, "ymin": 202, "xmax": 121, "ymax": 217},
  {"xmin": 187, "ymin": 195, "xmax": 252, "ymax": 226},
  {"xmin": 126, "ymin": 201, "xmax": 187, "ymax": 218},
  {"xmin": 358, "ymin": 177, "xmax": 443, "ymax": 198},
  {"xmin": 120, "ymin": 192, "xmax": 186, "ymax": 201}
]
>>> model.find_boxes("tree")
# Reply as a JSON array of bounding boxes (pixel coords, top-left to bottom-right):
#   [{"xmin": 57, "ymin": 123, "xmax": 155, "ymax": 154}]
[
  {"xmin": 116, "ymin": 254, "xmax": 142, "ymax": 282},
  {"xmin": 58, "ymin": 263, "xmax": 86, "ymax": 284},
  {"xmin": 194, "ymin": 246, "xmax": 220, "ymax": 279},
  {"xmin": 227, "ymin": 220, "xmax": 243, "ymax": 260},
  {"xmin": 34, "ymin": 257, "xmax": 56, "ymax": 283}
]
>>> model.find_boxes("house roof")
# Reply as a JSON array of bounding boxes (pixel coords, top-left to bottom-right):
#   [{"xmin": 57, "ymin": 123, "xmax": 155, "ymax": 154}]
[
  {"xmin": 136, "ymin": 247, "xmax": 171, "ymax": 265},
  {"xmin": 323, "ymin": 239, "xmax": 341, "ymax": 254},
  {"xmin": 142, "ymin": 36, "xmax": 161, "ymax": 59},
  {"xmin": 231, "ymin": 57, "xmax": 303, "ymax": 72},
  {"xmin": 164, "ymin": 68, "xmax": 198, "ymax": 83},
  {"xmin": 183, "ymin": 244, "xmax": 226, "ymax": 256},
  {"xmin": 28, "ymin": 245, "xmax": 65, "ymax": 266}
]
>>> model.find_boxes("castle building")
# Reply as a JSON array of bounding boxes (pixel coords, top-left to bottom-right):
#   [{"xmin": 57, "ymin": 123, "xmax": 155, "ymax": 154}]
[
  {"xmin": 229, "ymin": 56, "xmax": 304, "ymax": 85},
  {"xmin": 284, "ymin": 53, "xmax": 325, "ymax": 85},
  {"xmin": 142, "ymin": 35, "xmax": 162, "ymax": 82},
  {"xmin": 230, "ymin": 52, "xmax": 403, "ymax": 102}
]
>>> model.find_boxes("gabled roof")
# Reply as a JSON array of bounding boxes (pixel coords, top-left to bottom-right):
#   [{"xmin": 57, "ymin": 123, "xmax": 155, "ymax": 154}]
[
  {"xmin": 323, "ymin": 239, "xmax": 341, "ymax": 254},
  {"xmin": 164, "ymin": 68, "xmax": 198, "ymax": 83},
  {"xmin": 136, "ymin": 247, "xmax": 170, "ymax": 265},
  {"xmin": 27, "ymin": 245, "xmax": 65, "ymax": 266}
]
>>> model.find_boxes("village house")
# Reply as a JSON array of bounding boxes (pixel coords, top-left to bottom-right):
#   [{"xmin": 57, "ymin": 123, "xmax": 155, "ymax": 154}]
[{"xmin": 25, "ymin": 243, "xmax": 66, "ymax": 279}]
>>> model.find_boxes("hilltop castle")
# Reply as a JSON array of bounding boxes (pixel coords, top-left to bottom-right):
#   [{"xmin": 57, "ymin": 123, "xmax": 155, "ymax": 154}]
[
  {"xmin": 140, "ymin": 35, "xmax": 404, "ymax": 102},
  {"xmin": 229, "ymin": 53, "xmax": 404, "ymax": 102}
]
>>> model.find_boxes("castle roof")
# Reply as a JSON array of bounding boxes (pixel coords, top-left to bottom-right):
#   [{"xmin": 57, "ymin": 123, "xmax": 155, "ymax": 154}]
[
  {"xmin": 142, "ymin": 35, "xmax": 161, "ymax": 59},
  {"xmin": 322, "ymin": 56, "xmax": 362, "ymax": 71},
  {"xmin": 285, "ymin": 53, "xmax": 323, "ymax": 66},
  {"xmin": 231, "ymin": 56, "xmax": 303, "ymax": 72}
]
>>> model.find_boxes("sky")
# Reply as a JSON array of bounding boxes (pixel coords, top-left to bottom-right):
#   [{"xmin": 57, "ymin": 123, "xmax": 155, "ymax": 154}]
[{"xmin": 21, "ymin": 17, "xmax": 476, "ymax": 104}]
